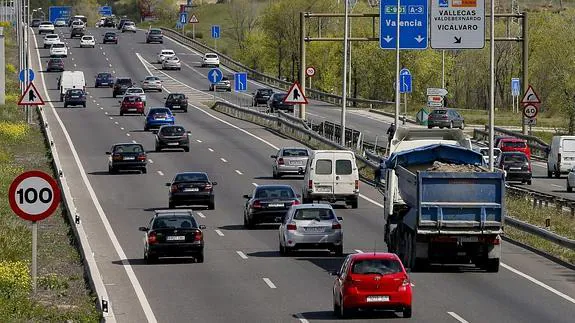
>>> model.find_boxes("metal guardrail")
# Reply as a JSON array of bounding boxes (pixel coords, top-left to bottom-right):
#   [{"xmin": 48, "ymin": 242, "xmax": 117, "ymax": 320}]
[
  {"xmin": 161, "ymin": 28, "xmax": 394, "ymax": 109},
  {"xmin": 472, "ymin": 126, "xmax": 550, "ymax": 160},
  {"xmin": 506, "ymin": 185, "xmax": 575, "ymax": 216},
  {"xmin": 506, "ymin": 216, "xmax": 575, "ymax": 249}
]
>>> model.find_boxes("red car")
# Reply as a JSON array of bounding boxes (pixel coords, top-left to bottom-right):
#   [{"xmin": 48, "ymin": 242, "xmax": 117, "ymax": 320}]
[
  {"xmin": 120, "ymin": 95, "xmax": 145, "ymax": 116},
  {"xmin": 332, "ymin": 253, "xmax": 412, "ymax": 318},
  {"xmin": 497, "ymin": 138, "xmax": 531, "ymax": 160}
]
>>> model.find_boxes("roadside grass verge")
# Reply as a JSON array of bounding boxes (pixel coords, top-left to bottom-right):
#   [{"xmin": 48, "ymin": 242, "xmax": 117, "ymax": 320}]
[
  {"xmin": 0, "ymin": 24, "xmax": 99, "ymax": 321},
  {"xmin": 505, "ymin": 195, "xmax": 575, "ymax": 264}
]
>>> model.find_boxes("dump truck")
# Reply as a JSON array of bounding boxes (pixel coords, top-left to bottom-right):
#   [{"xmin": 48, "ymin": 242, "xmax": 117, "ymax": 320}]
[{"xmin": 383, "ymin": 144, "xmax": 504, "ymax": 272}]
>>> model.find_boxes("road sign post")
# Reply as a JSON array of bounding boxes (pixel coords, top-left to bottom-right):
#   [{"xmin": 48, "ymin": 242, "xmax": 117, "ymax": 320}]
[
  {"xmin": 9, "ymin": 170, "xmax": 61, "ymax": 293},
  {"xmin": 211, "ymin": 25, "xmax": 220, "ymax": 50},
  {"xmin": 520, "ymin": 85, "xmax": 541, "ymax": 134},
  {"xmin": 19, "ymin": 68, "xmax": 34, "ymax": 83},
  {"xmin": 380, "ymin": 0, "xmax": 428, "ymax": 49},
  {"xmin": 179, "ymin": 12, "xmax": 188, "ymax": 35},
  {"xmin": 511, "ymin": 78, "xmax": 520, "ymax": 113},
  {"xmin": 305, "ymin": 66, "xmax": 316, "ymax": 89},
  {"xmin": 399, "ymin": 68, "xmax": 412, "ymax": 124},
  {"xmin": 207, "ymin": 68, "xmax": 223, "ymax": 101},
  {"xmin": 430, "ymin": 0, "xmax": 486, "ymax": 49},
  {"xmin": 189, "ymin": 14, "xmax": 199, "ymax": 39},
  {"xmin": 234, "ymin": 72, "xmax": 247, "ymax": 92}
]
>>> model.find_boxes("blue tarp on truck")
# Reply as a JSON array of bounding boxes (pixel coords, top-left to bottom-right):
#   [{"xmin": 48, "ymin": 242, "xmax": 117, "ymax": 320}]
[{"xmin": 385, "ymin": 143, "xmax": 485, "ymax": 169}]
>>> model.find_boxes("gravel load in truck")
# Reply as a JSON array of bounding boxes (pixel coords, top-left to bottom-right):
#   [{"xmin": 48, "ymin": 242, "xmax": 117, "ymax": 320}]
[{"xmin": 426, "ymin": 161, "xmax": 487, "ymax": 172}]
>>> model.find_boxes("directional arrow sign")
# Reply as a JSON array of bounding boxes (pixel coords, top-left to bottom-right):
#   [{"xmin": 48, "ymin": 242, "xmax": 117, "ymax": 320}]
[
  {"xmin": 380, "ymin": 0, "xmax": 428, "ymax": 50},
  {"xmin": 399, "ymin": 68, "xmax": 412, "ymax": 93},
  {"xmin": 520, "ymin": 85, "xmax": 541, "ymax": 104},
  {"xmin": 207, "ymin": 68, "xmax": 223, "ymax": 84},
  {"xmin": 430, "ymin": 0, "xmax": 486, "ymax": 49},
  {"xmin": 427, "ymin": 88, "xmax": 448, "ymax": 96}
]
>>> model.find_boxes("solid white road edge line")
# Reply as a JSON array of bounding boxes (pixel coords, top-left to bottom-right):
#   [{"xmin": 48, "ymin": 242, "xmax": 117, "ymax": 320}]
[
  {"xmin": 33, "ymin": 31, "xmax": 158, "ymax": 323},
  {"xmin": 295, "ymin": 313, "xmax": 309, "ymax": 323},
  {"xmin": 215, "ymin": 229, "xmax": 224, "ymax": 237},
  {"xmin": 136, "ymin": 49, "xmax": 575, "ymax": 304},
  {"xmin": 447, "ymin": 311, "xmax": 470, "ymax": 323},
  {"xmin": 262, "ymin": 278, "xmax": 277, "ymax": 289},
  {"xmin": 236, "ymin": 251, "xmax": 248, "ymax": 259}
]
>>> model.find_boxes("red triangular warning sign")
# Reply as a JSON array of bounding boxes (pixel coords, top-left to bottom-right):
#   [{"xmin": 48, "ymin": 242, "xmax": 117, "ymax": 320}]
[
  {"xmin": 520, "ymin": 85, "xmax": 541, "ymax": 104},
  {"xmin": 283, "ymin": 81, "xmax": 308, "ymax": 104},
  {"xmin": 189, "ymin": 14, "xmax": 199, "ymax": 23},
  {"xmin": 18, "ymin": 82, "xmax": 45, "ymax": 106}
]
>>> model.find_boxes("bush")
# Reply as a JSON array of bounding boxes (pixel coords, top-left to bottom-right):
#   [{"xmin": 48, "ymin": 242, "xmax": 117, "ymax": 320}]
[{"xmin": 0, "ymin": 261, "xmax": 30, "ymax": 299}]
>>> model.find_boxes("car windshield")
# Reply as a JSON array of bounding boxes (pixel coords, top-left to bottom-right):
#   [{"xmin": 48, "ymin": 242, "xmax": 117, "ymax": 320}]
[
  {"xmin": 82, "ymin": 36, "xmax": 93, "ymax": 40},
  {"xmin": 153, "ymin": 216, "xmax": 198, "ymax": 229},
  {"xmin": 46, "ymin": 35, "xmax": 58, "ymax": 39},
  {"xmin": 113, "ymin": 144, "xmax": 143, "ymax": 153},
  {"xmin": 431, "ymin": 109, "xmax": 447, "ymax": 115},
  {"xmin": 124, "ymin": 96, "xmax": 142, "ymax": 102},
  {"xmin": 293, "ymin": 208, "xmax": 335, "ymax": 221},
  {"xmin": 105, "ymin": 33, "xmax": 115, "ymax": 36},
  {"xmin": 52, "ymin": 43, "xmax": 65, "ymax": 48},
  {"xmin": 124, "ymin": 22, "xmax": 134, "ymax": 26},
  {"xmin": 169, "ymin": 94, "xmax": 185, "ymax": 100},
  {"xmin": 503, "ymin": 155, "xmax": 527, "ymax": 163},
  {"xmin": 160, "ymin": 126, "xmax": 185, "ymax": 136},
  {"xmin": 255, "ymin": 187, "xmax": 295, "ymax": 199},
  {"xmin": 145, "ymin": 77, "xmax": 159, "ymax": 81},
  {"xmin": 67, "ymin": 90, "xmax": 83, "ymax": 95},
  {"xmin": 273, "ymin": 94, "xmax": 287, "ymax": 100},
  {"xmin": 127, "ymin": 88, "xmax": 143, "ymax": 94},
  {"xmin": 283, "ymin": 148, "xmax": 308, "ymax": 157},
  {"xmin": 98, "ymin": 73, "xmax": 111, "ymax": 78},
  {"xmin": 117, "ymin": 79, "xmax": 132, "ymax": 84},
  {"xmin": 352, "ymin": 259, "xmax": 402, "ymax": 275},
  {"xmin": 167, "ymin": 56, "xmax": 179, "ymax": 61},
  {"xmin": 258, "ymin": 89, "xmax": 273, "ymax": 95},
  {"xmin": 206, "ymin": 54, "xmax": 218, "ymax": 58},
  {"xmin": 149, "ymin": 29, "xmax": 161, "ymax": 34},
  {"xmin": 162, "ymin": 51, "xmax": 174, "ymax": 55},
  {"xmin": 503, "ymin": 141, "xmax": 527, "ymax": 148},
  {"xmin": 50, "ymin": 58, "xmax": 63, "ymax": 63},
  {"xmin": 150, "ymin": 108, "xmax": 170, "ymax": 115},
  {"xmin": 174, "ymin": 173, "xmax": 208, "ymax": 182}
]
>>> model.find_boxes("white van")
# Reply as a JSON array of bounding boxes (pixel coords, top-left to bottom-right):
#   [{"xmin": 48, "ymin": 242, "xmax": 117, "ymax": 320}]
[
  {"xmin": 547, "ymin": 135, "xmax": 575, "ymax": 177},
  {"xmin": 302, "ymin": 150, "xmax": 359, "ymax": 208},
  {"xmin": 59, "ymin": 71, "xmax": 85, "ymax": 101}
]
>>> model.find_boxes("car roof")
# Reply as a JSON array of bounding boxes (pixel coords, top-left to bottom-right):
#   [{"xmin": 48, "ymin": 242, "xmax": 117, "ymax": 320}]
[
  {"xmin": 117, "ymin": 77, "xmax": 132, "ymax": 80},
  {"xmin": 500, "ymin": 138, "xmax": 526, "ymax": 142},
  {"xmin": 113, "ymin": 142, "xmax": 143, "ymax": 148},
  {"xmin": 175, "ymin": 171, "xmax": 208, "ymax": 176},
  {"xmin": 347, "ymin": 252, "xmax": 400, "ymax": 261},
  {"xmin": 127, "ymin": 87, "xmax": 144, "ymax": 90},
  {"xmin": 255, "ymin": 185, "xmax": 294, "ymax": 190},
  {"xmin": 500, "ymin": 151, "xmax": 528, "ymax": 157},
  {"xmin": 281, "ymin": 147, "xmax": 308, "ymax": 151},
  {"xmin": 153, "ymin": 209, "xmax": 195, "ymax": 218},
  {"xmin": 291, "ymin": 203, "xmax": 333, "ymax": 210}
]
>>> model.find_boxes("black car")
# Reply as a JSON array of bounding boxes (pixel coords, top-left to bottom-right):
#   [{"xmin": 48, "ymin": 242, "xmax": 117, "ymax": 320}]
[
  {"xmin": 496, "ymin": 151, "xmax": 532, "ymax": 185},
  {"xmin": 243, "ymin": 185, "xmax": 300, "ymax": 228},
  {"xmin": 46, "ymin": 58, "xmax": 64, "ymax": 72},
  {"xmin": 164, "ymin": 93, "xmax": 188, "ymax": 112},
  {"xmin": 427, "ymin": 108, "xmax": 465, "ymax": 129},
  {"xmin": 267, "ymin": 93, "xmax": 294, "ymax": 113},
  {"xmin": 102, "ymin": 17, "xmax": 116, "ymax": 28},
  {"xmin": 117, "ymin": 18, "xmax": 129, "ymax": 30},
  {"xmin": 70, "ymin": 27, "xmax": 84, "ymax": 38},
  {"xmin": 155, "ymin": 125, "xmax": 190, "ymax": 152},
  {"xmin": 31, "ymin": 19, "xmax": 42, "ymax": 27},
  {"xmin": 252, "ymin": 88, "xmax": 274, "ymax": 106},
  {"xmin": 106, "ymin": 143, "xmax": 147, "ymax": 174},
  {"xmin": 146, "ymin": 28, "xmax": 163, "ymax": 43},
  {"xmin": 113, "ymin": 77, "xmax": 133, "ymax": 97},
  {"xmin": 103, "ymin": 32, "xmax": 118, "ymax": 44},
  {"xmin": 167, "ymin": 172, "xmax": 217, "ymax": 209},
  {"xmin": 138, "ymin": 210, "xmax": 206, "ymax": 263},
  {"xmin": 64, "ymin": 89, "xmax": 86, "ymax": 108},
  {"xmin": 95, "ymin": 72, "xmax": 114, "ymax": 88}
]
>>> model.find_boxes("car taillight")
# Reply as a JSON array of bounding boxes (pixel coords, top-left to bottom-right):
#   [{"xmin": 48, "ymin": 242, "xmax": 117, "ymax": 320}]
[
  {"xmin": 278, "ymin": 158, "xmax": 284, "ymax": 165},
  {"xmin": 398, "ymin": 277, "xmax": 411, "ymax": 291},
  {"xmin": 286, "ymin": 223, "xmax": 297, "ymax": 231},
  {"xmin": 194, "ymin": 231, "xmax": 203, "ymax": 241},
  {"xmin": 308, "ymin": 180, "xmax": 313, "ymax": 189},
  {"xmin": 525, "ymin": 162, "xmax": 532, "ymax": 172},
  {"xmin": 137, "ymin": 154, "xmax": 146, "ymax": 161},
  {"xmin": 292, "ymin": 199, "xmax": 301, "ymax": 206},
  {"xmin": 332, "ymin": 222, "xmax": 341, "ymax": 229},
  {"xmin": 204, "ymin": 183, "xmax": 212, "ymax": 190},
  {"xmin": 252, "ymin": 200, "xmax": 262, "ymax": 209},
  {"xmin": 170, "ymin": 184, "xmax": 179, "ymax": 193},
  {"xmin": 112, "ymin": 153, "xmax": 121, "ymax": 161},
  {"xmin": 354, "ymin": 180, "xmax": 359, "ymax": 190},
  {"xmin": 148, "ymin": 232, "xmax": 157, "ymax": 244}
]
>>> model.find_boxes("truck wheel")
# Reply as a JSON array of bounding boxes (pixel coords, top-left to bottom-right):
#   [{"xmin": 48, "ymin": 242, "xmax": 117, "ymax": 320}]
[
  {"xmin": 350, "ymin": 198, "xmax": 358, "ymax": 209},
  {"xmin": 333, "ymin": 245, "xmax": 344, "ymax": 256},
  {"xmin": 195, "ymin": 253, "xmax": 204, "ymax": 263},
  {"xmin": 547, "ymin": 170, "xmax": 552, "ymax": 178},
  {"xmin": 555, "ymin": 172, "xmax": 561, "ymax": 178},
  {"xmin": 485, "ymin": 258, "xmax": 500, "ymax": 272},
  {"xmin": 568, "ymin": 184, "xmax": 572, "ymax": 192}
]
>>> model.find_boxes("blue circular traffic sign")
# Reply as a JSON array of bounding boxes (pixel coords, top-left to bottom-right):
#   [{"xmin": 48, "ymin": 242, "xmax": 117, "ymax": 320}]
[
  {"xmin": 19, "ymin": 69, "xmax": 35, "ymax": 82},
  {"xmin": 208, "ymin": 68, "xmax": 223, "ymax": 84}
]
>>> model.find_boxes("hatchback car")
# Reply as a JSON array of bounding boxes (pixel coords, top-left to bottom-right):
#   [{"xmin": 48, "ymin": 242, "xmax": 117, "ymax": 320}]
[
  {"xmin": 113, "ymin": 77, "xmax": 134, "ymax": 97},
  {"xmin": 70, "ymin": 27, "xmax": 85, "ymax": 38},
  {"xmin": 267, "ymin": 93, "xmax": 294, "ymax": 113},
  {"xmin": 119, "ymin": 95, "xmax": 145, "ymax": 116},
  {"xmin": 252, "ymin": 88, "xmax": 274, "ymax": 106},
  {"xmin": 427, "ymin": 108, "xmax": 465, "ymax": 129},
  {"xmin": 167, "ymin": 172, "xmax": 217, "ymax": 209},
  {"xmin": 38, "ymin": 21, "xmax": 54, "ymax": 34},
  {"xmin": 157, "ymin": 49, "xmax": 175, "ymax": 63},
  {"xmin": 243, "ymin": 185, "xmax": 301, "ymax": 228},
  {"xmin": 80, "ymin": 35, "xmax": 96, "ymax": 48},
  {"xmin": 31, "ymin": 18, "xmax": 42, "ymax": 27},
  {"xmin": 141, "ymin": 76, "xmax": 162, "ymax": 92},
  {"xmin": 496, "ymin": 151, "xmax": 532, "ymax": 185},
  {"xmin": 278, "ymin": 204, "xmax": 343, "ymax": 255},
  {"xmin": 144, "ymin": 107, "xmax": 175, "ymax": 131},
  {"xmin": 54, "ymin": 18, "xmax": 67, "ymax": 27},
  {"xmin": 162, "ymin": 56, "xmax": 182, "ymax": 70},
  {"xmin": 271, "ymin": 147, "xmax": 309, "ymax": 178},
  {"xmin": 146, "ymin": 28, "xmax": 163, "ymax": 43},
  {"xmin": 103, "ymin": 32, "xmax": 118, "ymax": 44},
  {"xmin": 201, "ymin": 53, "xmax": 220, "ymax": 67},
  {"xmin": 102, "ymin": 17, "xmax": 116, "ymax": 28},
  {"xmin": 106, "ymin": 143, "xmax": 147, "ymax": 174},
  {"xmin": 497, "ymin": 138, "xmax": 531, "ymax": 160},
  {"xmin": 124, "ymin": 87, "xmax": 147, "ymax": 105},
  {"xmin": 121, "ymin": 21, "xmax": 137, "ymax": 33},
  {"xmin": 139, "ymin": 210, "xmax": 206, "ymax": 263},
  {"xmin": 164, "ymin": 93, "xmax": 188, "ymax": 112},
  {"xmin": 95, "ymin": 72, "xmax": 114, "ymax": 87},
  {"xmin": 209, "ymin": 76, "xmax": 231, "ymax": 92},
  {"xmin": 43, "ymin": 33, "xmax": 60, "ymax": 48},
  {"xmin": 155, "ymin": 125, "xmax": 190, "ymax": 152},
  {"xmin": 49, "ymin": 42, "xmax": 67, "ymax": 58},
  {"xmin": 117, "ymin": 18, "xmax": 129, "ymax": 30},
  {"xmin": 63, "ymin": 89, "xmax": 86, "ymax": 108},
  {"xmin": 46, "ymin": 58, "xmax": 64, "ymax": 72},
  {"xmin": 332, "ymin": 253, "xmax": 412, "ymax": 318}
]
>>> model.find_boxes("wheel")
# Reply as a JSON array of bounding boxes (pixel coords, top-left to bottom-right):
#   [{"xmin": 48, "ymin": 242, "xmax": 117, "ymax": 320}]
[
  {"xmin": 83, "ymin": 103, "xmax": 86, "ymax": 108},
  {"xmin": 141, "ymin": 168, "xmax": 147, "ymax": 174},
  {"xmin": 168, "ymin": 202, "xmax": 176, "ymax": 209},
  {"xmin": 428, "ymin": 125, "xmax": 433, "ymax": 129},
  {"xmin": 120, "ymin": 111, "xmax": 124, "ymax": 116},
  {"xmin": 350, "ymin": 198, "xmax": 358, "ymax": 209},
  {"xmin": 272, "ymin": 170, "xmax": 278, "ymax": 179},
  {"xmin": 244, "ymin": 214, "xmax": 254, "ymax": 229},
  {"xmin": 448, "ymin": 121, "xmax": 454, "ymax": 129},
  {"xmin": 527, "ymin": 180, "xmax": 532, "ymax": 185},
  {"xmin": 333, "ymin": 245, "xmax": 344, "ymax": 256},
  {"xmin": 155, "ymin": 145, "xmax": 161, "ymax": 152},
  {"xmin": 196, "ymin": 253, "xmax": 204, "ymax": 263},
  {"xmin": 555, "ymin": 171, "xmax": 561, "ymax": 178},
  {"xmin": 333, "ymin": 298, "xmax": 340, "ymax": 316},
  {"xmin": 108, "ymin": 165, "xmax": 116, "ymax": 174},
  {"xmin": 338, "ymin": 296, "xmax": 351, "ymax": 318},
  {"xmin": 113, "ymin": 93, "xmax": 116, "ymax": 98},
  {"xmin": 403, "ymin": 307, "xmax": 412, "ymax": 318},
  {"xmin": 208, "ymin": 199, "xmax": 215, "ymax": 210},
  {"xmin": 460, "ymin": 121, "xmax": 465, "ymax": 130},
  {"xmin": 568, "ymin": 183, "xmax": 572, "ymax": 192},
  {"xmin": 548, "ymin": 169, "xmax": 552, "ymax": 178},
  {"xmin": 144, "ymin": 126, "xmax": 149, "ymax": 131},
  {"xmin": 64, "ymin": 104, "xmax": 68, "ymax": 108},
  {"xmin": 279, "ymin": 242, "xmax": 286, "ymax": 256},
  {"xmin": 145, "ymin": 252, "xmax": 157, "ymax": 264},
  {"xmin": 183, "ymin": 147, "xmax": 190, "ymax": 152},
  {"xmin": 485, "ymin": 258, "xmax": 500, "ymax": 272},
  {"xmin": 183, "ymin": 108, "xmax": 187, "ymax": 112}
]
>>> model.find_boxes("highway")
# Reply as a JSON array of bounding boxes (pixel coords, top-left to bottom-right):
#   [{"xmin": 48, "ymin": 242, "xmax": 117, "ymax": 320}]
[{"xmin": 31, "ymin": 27, "xmax": 575, "ymax": 322}]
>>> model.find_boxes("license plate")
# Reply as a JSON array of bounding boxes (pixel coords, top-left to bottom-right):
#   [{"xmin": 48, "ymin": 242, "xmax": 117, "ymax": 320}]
[
  {"xmin": 129, "ymin": 108, "xmax": 137, "ymax": 111},
  {"xmin": 167, "ymin": 142, "xmax": 179, "ymax": 146},
  {"xmin": 156, "ymin": 118, "xmax": 166, "ymax": 120},
  {"xmin": 166, "ymin": 236, "xmax": 185, "ymax": 241},
  {"xmin": 71, "ymin": 96, "xmax": 79, "ymax": 98},
  {"xmin": 290, "ymin": 160, "xmax": 303, "ymax": 165},
  {"xmin": 268, "ymin": 203, "xmax": 284, "ymax": 207},
  {"xmin": 184, "ymin": 188, "xmax": 199, "ymax": 192},
  {"xmin": 366, "ymin": 296, "xmax": 389, "ymax": 302},
  {"xmin": 172, "ymin": 105, "xmax": 179, "ymax": 109},
  {"xmin": 509, "ymin": 167, "xmax": 521, "ymax": 170},
  {"xmin": 123, "ymin": 156, "xmax": 135, "ymax": 160},
  {"xmin": 101, "ymin": 83, "xmax": 108, "ymax": 85},
  {"xmin": 316, "ymin": 187, "xmax": 332, "ymax": 193},
  {"xmin": 458, "ymin": 236, "xmax": 479, "ymax": 243},
  {"xmin": 305, "ymin": 227, "xmax": 325, "ymax": 232}
]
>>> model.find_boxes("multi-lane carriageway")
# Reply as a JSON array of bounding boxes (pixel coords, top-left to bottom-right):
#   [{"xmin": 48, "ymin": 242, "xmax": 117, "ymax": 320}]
[{"xmin": 30, "ymin": 27, "xmax": 575, "ymax": 322}]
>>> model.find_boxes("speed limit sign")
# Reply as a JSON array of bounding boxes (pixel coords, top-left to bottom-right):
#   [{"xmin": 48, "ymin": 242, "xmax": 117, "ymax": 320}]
[
  {"xmin": 305, "ymin": 66, "xmax": 316, "ymax": 77},
  {"xmin": 8, "ymin": 170, "xmax": 61, "ymax": 222},
  {"xmin": 523, "ymin": 104, "xmax": 538, "ymax": 118}
]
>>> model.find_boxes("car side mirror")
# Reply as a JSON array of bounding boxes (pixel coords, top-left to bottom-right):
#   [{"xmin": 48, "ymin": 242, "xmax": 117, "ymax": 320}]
[
  {"xmin": 337, "ymin": 216, "xmax": 343, "ymax": 221},
  {"xmin": 105, "ymin": 151, "xmax": 111, "ymax": 155},
  {"xmin": 187, "ymin": 131, "xmax": 191, "ymax": 134},
  {"xmin": 270, "ymin": 155, "xmax": 277, "ymax": 159},
  {"xmin": 212, "ymin": 182, "xmax": 218, "ymax": 186},
  {"xmin": 243, "ymin": 194, "xmax": 251, "ymax": 199},
  {"xmin": 330, "ymin": 271, "xmax": 339, "ymax": 276},
  {"xmin": 165, "ymin": 182, "xmax": 171, "ymax": 186},
  {"xmin": 199, "ymin": 225, "xmax": 206, "ymax": 230},
  {"xmin": 296, "ymin": 194, "xmax": 301, "ymax": 198},
  {"xmin": 138, "ymin": 226, "xmax": 148, "ymax": 231}
]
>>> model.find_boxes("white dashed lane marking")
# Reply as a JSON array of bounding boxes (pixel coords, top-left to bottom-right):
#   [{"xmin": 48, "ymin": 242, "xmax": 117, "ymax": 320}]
[
  {"xmin": 126, "ymin": 133, "xmax": 131, "ymax": 136},
  {"xmin": 448, "ymin": 312, "xmax": 470, "ymax": 323},
  {"xmin": 197, "ymin": 212, "xmax": 205, "ymax": 218},
  {"xmin": 236, "ymin": 251, "xmax": 248, "ymax": 259},
  {"xmin": 220, "ymin": 158, "xmax": 227, "ymax": 163},
  {"xmin": 263, "ymin": 278, "xmax": 277, "ymax": 289},
  {"xmin": 252, "ymin": 183, "xmax": 258, "ymax": 187},
  {"xmin": 235, "ymin": 170, "xmax": 243, "ymax": 175},
  {"xmin": 196, "ymin": 139, "xmax": 202, "ymax": 143},
  {"xmin": 208, "ymin": 148, "xmax": 214, "ymax": 152},
  {"xmin": 148, "ymin": 159, "xmax": 154, "ymax": 164},
  {"xmin": 355, "ymin": 249, "xmax": 363, "ymax": 253},
  {"xmin": 214, "ymin": 230, "xmax": 224, "ymax": 237},
  {"xmin": 157, "ymin": 171, "xmax": 164, "ymax": 176}
]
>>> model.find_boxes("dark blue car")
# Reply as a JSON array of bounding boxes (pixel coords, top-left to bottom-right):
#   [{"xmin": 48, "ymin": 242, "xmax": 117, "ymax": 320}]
[
  {"xmin": 95, "ymin": 72, "xmax": 113, "ymax": 88},
  {"xmin": 144, "ymin": 107, "xmax": 175, "ymax": 131}
]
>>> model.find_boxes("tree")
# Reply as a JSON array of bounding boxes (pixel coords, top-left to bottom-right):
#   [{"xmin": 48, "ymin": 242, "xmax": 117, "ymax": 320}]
[{"xmin": 227, "ymin": 0, "xmax": 259, "ymax": 51}]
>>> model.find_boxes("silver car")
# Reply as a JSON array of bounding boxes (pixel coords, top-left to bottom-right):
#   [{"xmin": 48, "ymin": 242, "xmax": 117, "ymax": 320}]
[
  {"xmin": 141, "ymin": 76, "xmax": 162, "ymax": 92},
  {"xmin": 162, "ymin": 56, "xmax": 181, "ymax": 70},
  {"xmin": 124, "ymin": 87, "xmax": 147, "ymax": 105},
  {"xmin": 278, "ymin": 204, "xmax": 343, "ymax": 255},
  {"xmin": 271, "ymin": 147, "xmax": 309, "ymax": 178},
  {"xmin": 122, "ymin": 21, "xmax": 137, "ymax": 33}
]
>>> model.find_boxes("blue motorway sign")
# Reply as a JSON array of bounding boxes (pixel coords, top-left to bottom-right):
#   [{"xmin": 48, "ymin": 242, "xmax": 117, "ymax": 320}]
[
  {"xmin": 380, "ymin": 0, "xmax": 428, "ymax": 50},
  {"xmin": 19, "ymin": 69, "xmax": 35, "ymax": 82},
  {"xmin": 208, "ymin": 68, "xmax": 223, "ymax": 84},
  {"xmin": 49, "ymin": 6, "xmax": 71, "ymax": 23},
  {"xmin": 179, "ymin": 12, "xmax": 188, "ymax": 24},
  {"xmin": 400, "ymin": 68, "xmax": 412, "ymax": 93},
  {"xmin": 234, "ymin": 73, "xmax": 247, "ymax": 92},
  {"xmin": 99, "ymin": 6, "xmax": 113, "ymax": 16},
  {"xmin": 211, "ymin": 25, "xmax": 220, "ymax": 39},
  {"xmin": 511, "ymin": 78, "xmax": 520, "ymax": 96}
]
